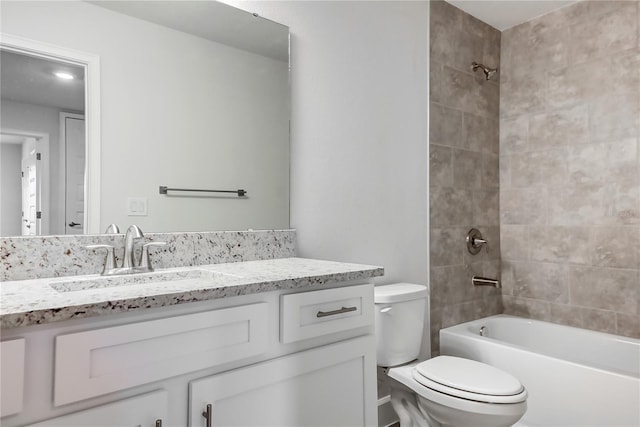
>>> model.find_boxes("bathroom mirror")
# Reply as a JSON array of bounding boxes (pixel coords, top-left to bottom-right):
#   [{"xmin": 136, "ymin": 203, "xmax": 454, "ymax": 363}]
[{"xmin": 0, "ymin": 0, "xmax": 290, "ymax": 237}]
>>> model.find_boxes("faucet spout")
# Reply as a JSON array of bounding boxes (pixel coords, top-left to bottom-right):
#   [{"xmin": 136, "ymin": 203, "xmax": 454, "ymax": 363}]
[{"xmin": 122, "ymin": 225, "xmax": 144, "ymax": 268}]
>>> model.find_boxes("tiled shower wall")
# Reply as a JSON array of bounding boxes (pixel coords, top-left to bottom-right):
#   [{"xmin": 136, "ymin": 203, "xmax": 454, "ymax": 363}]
[
  {"xmin": 429, "ymin": 0, "xmax": 502, "ymax": 354},
  {"xmin": 500, "ymin": 1, "xmax": 640, "ymax": 338}
]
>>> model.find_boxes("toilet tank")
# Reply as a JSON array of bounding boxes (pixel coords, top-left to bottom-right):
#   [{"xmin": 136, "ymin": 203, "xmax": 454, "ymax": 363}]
[{"xmin": 375, "ymin": 283, "xmax": 428, "ymax": 367}]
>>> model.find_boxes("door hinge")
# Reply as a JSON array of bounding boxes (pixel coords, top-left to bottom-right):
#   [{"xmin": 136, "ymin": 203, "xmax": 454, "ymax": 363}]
[
  {"xmin": 21, "ymin": 171, "xmax": 24, "ymax": 178},
  {"xmin": 36, "ymin": 211, "xmax": 42, "ymax": 219},
  {"xmin": 36, "ymin": 153, "xmax": 41, "ymax": 160}
]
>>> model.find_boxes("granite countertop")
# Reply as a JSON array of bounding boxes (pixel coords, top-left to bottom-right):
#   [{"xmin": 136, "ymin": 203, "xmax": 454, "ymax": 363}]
[{"xmin": 0, "ymin": 257, "xmax": 384, "ymax": 329}]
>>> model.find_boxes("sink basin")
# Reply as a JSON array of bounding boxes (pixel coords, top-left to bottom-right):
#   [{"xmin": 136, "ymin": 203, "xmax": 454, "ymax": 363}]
[{"xmin": 49, "ymin": 269, "xmax": 238, "ymax": 293}]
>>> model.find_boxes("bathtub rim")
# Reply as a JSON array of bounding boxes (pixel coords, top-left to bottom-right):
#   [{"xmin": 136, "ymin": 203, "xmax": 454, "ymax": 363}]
[{"xmin": 439, "ymin": 314, "xmax": 640, "ymax": 379}]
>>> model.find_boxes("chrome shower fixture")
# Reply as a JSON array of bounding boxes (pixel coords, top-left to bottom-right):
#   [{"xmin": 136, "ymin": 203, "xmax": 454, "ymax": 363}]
[{"xmin": 471, "ymin": 62, "xmax": 497, "ymax": 80}]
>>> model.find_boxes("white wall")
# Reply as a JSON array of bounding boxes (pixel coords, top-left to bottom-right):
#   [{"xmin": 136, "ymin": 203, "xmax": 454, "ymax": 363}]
[
  {"xmin": 0, "ymin": 143, "xmax": 22, "ymax": 235},
  {"xmin": 1, "ymin": 1, "xmax": 289, "ymax": 233},
  {"xmin": 3, "ymin": 1, "xmax": 430, "ymax": 288},
  {"xmin": 224, "ymin": 1, "xmax": 431, "ymax": 287},
  {"xmin": 0, "ymin": 100, "xmax": 69, "ymax": 234}
]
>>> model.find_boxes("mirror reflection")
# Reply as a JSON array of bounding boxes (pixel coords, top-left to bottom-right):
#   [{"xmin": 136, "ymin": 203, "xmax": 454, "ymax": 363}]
[
  {"xmin": 1, "ymin": 51, "xmax": 86, "ymax": 236},
  {"xmin": 0, "ymin": 0, "xmax": 290, "ymax": 237}
]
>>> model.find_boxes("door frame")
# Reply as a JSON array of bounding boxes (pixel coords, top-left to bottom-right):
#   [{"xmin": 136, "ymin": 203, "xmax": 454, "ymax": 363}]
[
  {"xmin": 0, "ymin": 129, "xmax": 50, "ymax": 235},
  {"xmin": 0, "ymin": 33, "xmax": 101, "ymax": 233}
]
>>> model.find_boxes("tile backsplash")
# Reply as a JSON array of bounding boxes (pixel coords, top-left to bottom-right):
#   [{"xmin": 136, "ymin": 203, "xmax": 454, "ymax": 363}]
[{"xmin": 1, "ymin": 230, "xmax": 296, "ymax": 282}]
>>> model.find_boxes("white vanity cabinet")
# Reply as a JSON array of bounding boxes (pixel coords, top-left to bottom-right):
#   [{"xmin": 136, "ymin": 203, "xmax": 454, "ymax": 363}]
[
  {"xmin": 53, "ymin": 303, "xmax": 269, "ymax": 406},
  {"xmin": 25, "ymin": 390, "xmax": 168, "ymax": 427},
  {"xmin": 189, "ymin": 336, "xmax": 375, "ymax": 427},
  {"xmin": 0, "ymin": 281, "xmax": 377, "ymax": 427},
  {"xmin": 0, "ymin": 338, "xmax": 26, "ymax": 417}
]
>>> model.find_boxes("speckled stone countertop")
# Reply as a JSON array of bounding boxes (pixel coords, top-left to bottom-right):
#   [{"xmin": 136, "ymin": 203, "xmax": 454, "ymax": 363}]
[{"xmin": 1, "ymin": 257, "xmax": 384, "ymax": 329}]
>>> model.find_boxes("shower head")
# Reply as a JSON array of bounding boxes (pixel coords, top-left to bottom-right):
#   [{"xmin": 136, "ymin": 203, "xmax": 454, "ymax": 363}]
[{"xmin": 472, "ymin": 62, "xmax": 497, "ymax": 80}]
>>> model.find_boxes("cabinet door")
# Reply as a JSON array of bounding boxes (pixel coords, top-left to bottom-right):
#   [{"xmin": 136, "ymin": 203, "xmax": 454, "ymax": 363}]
[
  {"xmin": 0, "ymin": 338, "xmax": 25, "ymax": 417},
  {"xmin": 189, "ymin": 336, "xmax": 377, "ymax": 427},
  {"xmin": 55, "ymin": 303, "xmax": 268, "ymax": 405},
  {"xmin": 26, "ymin": 390, "xmax": 168, "ymax": 427}
]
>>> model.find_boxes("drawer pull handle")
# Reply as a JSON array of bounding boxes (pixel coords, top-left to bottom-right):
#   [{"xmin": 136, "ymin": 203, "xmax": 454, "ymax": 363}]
[
  {"xmin": 202, "ymin": 403, "xmax": 212, "ymax": 427},
  {"xmin": 317, "ymin": 306, "xmax": 357, "ymax": 318}
]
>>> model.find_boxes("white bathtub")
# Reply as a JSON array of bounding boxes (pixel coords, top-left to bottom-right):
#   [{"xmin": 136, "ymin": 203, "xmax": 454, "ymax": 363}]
[{"xmin": 440, "ymin": 315, "xmax": 640, "ymax": 427}]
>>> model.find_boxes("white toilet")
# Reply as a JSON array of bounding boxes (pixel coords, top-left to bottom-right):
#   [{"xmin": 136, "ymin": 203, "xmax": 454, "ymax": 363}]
[{"xmin": 375, "ymin": 283, "xmax": 527, "ymax": 427}]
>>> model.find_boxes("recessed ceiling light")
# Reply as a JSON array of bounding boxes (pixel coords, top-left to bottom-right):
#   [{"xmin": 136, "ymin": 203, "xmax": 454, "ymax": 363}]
[{"xmin": 54, "ymin": 71, "xmax": 74, "ymax": 80}]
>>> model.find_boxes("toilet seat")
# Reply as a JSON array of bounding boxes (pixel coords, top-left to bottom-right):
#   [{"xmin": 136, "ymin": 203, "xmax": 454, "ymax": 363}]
[{"xmin": 412, "ymin": 356, "xmax": 527, "ymax": 404}]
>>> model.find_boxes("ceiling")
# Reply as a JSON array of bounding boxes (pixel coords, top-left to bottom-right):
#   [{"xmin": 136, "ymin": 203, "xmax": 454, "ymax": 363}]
[
  {"xmin": 445, "ymin": 0, "xmax": 579, "ymax": 31},
  {"xmin": 88, "ymin": 1, "xmax": 288, "ymax": 62},
  {"xmin": 0, "ymin": 0, "xmax": 575, "ymax": 113},
  {"xmin": 0, "ymin": 50, "xmax": 85, "ymax": 111}
]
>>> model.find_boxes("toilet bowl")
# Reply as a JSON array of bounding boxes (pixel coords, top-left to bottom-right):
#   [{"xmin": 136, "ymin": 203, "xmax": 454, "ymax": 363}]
[
  {"xmin": 388, "ymin": 357, "xmax": 527, "ymax": 427},
  {"xmin": 375, "ymin": 283, "xmax": 527, "ymax": 427}
]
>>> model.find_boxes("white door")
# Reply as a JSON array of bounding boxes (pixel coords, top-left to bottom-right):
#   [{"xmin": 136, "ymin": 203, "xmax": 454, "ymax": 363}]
[
  {"xmin": 25, "ymin": 390, "xmax": 168, "ymax": 427},
  {"xmin": 188, "ymin": 336, "xmax": 377, "ymax": 427},
  {"xmin": 0, "ymin": 132, "xmax": 50, "ymax": 236},
  {"xmin": 63, "ymin": 114, "xmax": 85, "ymax": 234},
  {"xmin": 20, "ymin": 137, "xmax": 39, "ymax": 235}
]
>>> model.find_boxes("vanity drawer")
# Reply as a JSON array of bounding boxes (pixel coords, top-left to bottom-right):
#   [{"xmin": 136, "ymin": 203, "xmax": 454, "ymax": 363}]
[
  {"xmin": 54, "ymin": 303, "xmax": 268, "ymax": 406},
  {"xmin": 0, "ymin": 338, "xmax": 26, "ymax": 417},
  {"xmin": 280, "ymin": 284, "xmax": 374, "ymax": 343}
]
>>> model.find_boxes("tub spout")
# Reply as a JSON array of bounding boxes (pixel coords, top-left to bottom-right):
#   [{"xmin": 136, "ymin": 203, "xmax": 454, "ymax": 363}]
[{"xmin": 472, "ymin": 276, "xmax": 501, "ymax": 288}]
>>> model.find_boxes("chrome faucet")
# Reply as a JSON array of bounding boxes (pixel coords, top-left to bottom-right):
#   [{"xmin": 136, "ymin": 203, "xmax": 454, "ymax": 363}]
[
  {"xmin": 122, "ymin": 225, "xmax": 144, "ymax": 269},
  {"xmin": 86, "ymin": 225, "xmax": 166, "ymax": 276}
]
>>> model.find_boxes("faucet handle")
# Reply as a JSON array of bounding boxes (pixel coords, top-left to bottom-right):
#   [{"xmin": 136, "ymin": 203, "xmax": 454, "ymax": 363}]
[
  {"xmin": 85, "ymin": 244, "xmax": 117, "ymax": 274},
  {"xmin": 139, "ymin": 242, "xmax": 167, "ymax": 271}
]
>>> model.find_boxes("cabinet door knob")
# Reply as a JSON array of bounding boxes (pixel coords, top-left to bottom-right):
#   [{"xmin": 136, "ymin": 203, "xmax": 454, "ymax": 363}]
[
  {"xmin": 202, "ymin": 403, "xmax": 212, "ymax": 427},
  {"xmin": 155, "ymin": 420, "xmax": 163, "ymax": 427}
]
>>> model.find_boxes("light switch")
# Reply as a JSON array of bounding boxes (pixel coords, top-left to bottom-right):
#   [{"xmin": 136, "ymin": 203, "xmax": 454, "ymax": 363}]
[{"xmin": 127, "ymin": 197, "xmax": 148, "ymax": 216}]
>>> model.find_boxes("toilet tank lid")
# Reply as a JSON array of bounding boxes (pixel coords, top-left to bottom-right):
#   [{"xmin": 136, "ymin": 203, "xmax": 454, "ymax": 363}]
[{"xmin": 374, "ymin": 283, "xmax": 428, "ymax": 303}]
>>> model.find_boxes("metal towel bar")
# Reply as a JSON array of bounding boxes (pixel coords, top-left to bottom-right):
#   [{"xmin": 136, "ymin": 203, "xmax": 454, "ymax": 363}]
[{"xmin": 159, "ymin": 186, "xmax": 246, "ymax": 197}]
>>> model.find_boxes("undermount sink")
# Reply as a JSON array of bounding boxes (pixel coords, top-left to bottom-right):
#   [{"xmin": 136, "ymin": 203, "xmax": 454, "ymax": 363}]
[{"xmin": 49, "ymin": 269, "xmax": 239, "ymax": 293}]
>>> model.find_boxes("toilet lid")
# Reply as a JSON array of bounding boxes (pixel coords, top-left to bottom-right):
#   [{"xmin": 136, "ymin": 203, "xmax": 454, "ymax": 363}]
[{"xmin": 413, "ymin": 356, "xmax": 526, "ymax": 403}]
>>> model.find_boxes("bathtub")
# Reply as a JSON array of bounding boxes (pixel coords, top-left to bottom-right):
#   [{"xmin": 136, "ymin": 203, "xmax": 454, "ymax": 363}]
[{"xmin": 440, "ymin": 315, "xmax": 640, "ymax": 427}]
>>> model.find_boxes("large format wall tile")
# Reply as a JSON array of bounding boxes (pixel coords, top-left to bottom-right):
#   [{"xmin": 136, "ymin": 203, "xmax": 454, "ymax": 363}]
[
  {"xmin": 568, "ymin": 4, "xmax": 637, "ymax": 64},
  {"xmin": 500, "ymin": 116, "xmax": 528, "ymax": 153},
  {"xmin": 590, "ymin": 227, "xmax": 640, "ymax": 269},
  {"xmin": 588, "ymin": 92, "xmax": 639, "ymax": 142},
  {"xmin": 500, "ymin": 0, "xmax": 640, "ymax": 338},
  {"xmin": 452, "ymin": 149, "xmax": 483, "ymax": 188},
  {"xmin": 528, "ymin": 226, "xmax": 590, "ymax": 264},
  {"xmin": 510, "ymin": 261, "xmax": 569, "ymax": 303},
  {"xmin": 510, "ymin": 148, "xmax": 569, "ymax": 188},
  {"xmin": 549, "ymin": 303, "xmax": 617, "ymax": 334},
  {"xmin": 429, "ymin": 145, "xmax": 454, "ymax": 187},
  {"xmin": 463, "ymin": 113, "xmax": 499, "ymax": 153},
  {"xmin": 430, "ymin": 102, "xmax": 463, "ymax": 147},
  {"xmin": 569, "ymin": 266, "xmax": 639, "ymax": 314},
  {"xmin": 430, "ymin": 187, "xmax": 473, "ymax": 227},
  {"xmin": 529, "ymin": 105, "xmax": 588, "ymax": 149},
  {"xmin": 501, "ymin": 188, "xmax": 546, "ymax": 225},
  {"xmin": 500, "ymin": 225, "xmax": 528, "ymax": 261},
  {"xmin": 430, "ymin": 0, "xmax": 501, "ymax": 354}
]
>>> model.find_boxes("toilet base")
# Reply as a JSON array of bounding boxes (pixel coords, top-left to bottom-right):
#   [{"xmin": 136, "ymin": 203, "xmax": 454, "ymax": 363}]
[
  {"xmin": 385, "ymin": 362, "xmax": 526, "ymax": 427},
  {"xmin": 388, "ymin": 384, "xmax": 440, "ymax": 427},
  {"xmin": 417, "ymin": 394, "xmax": 526, "ymax": 427}
]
